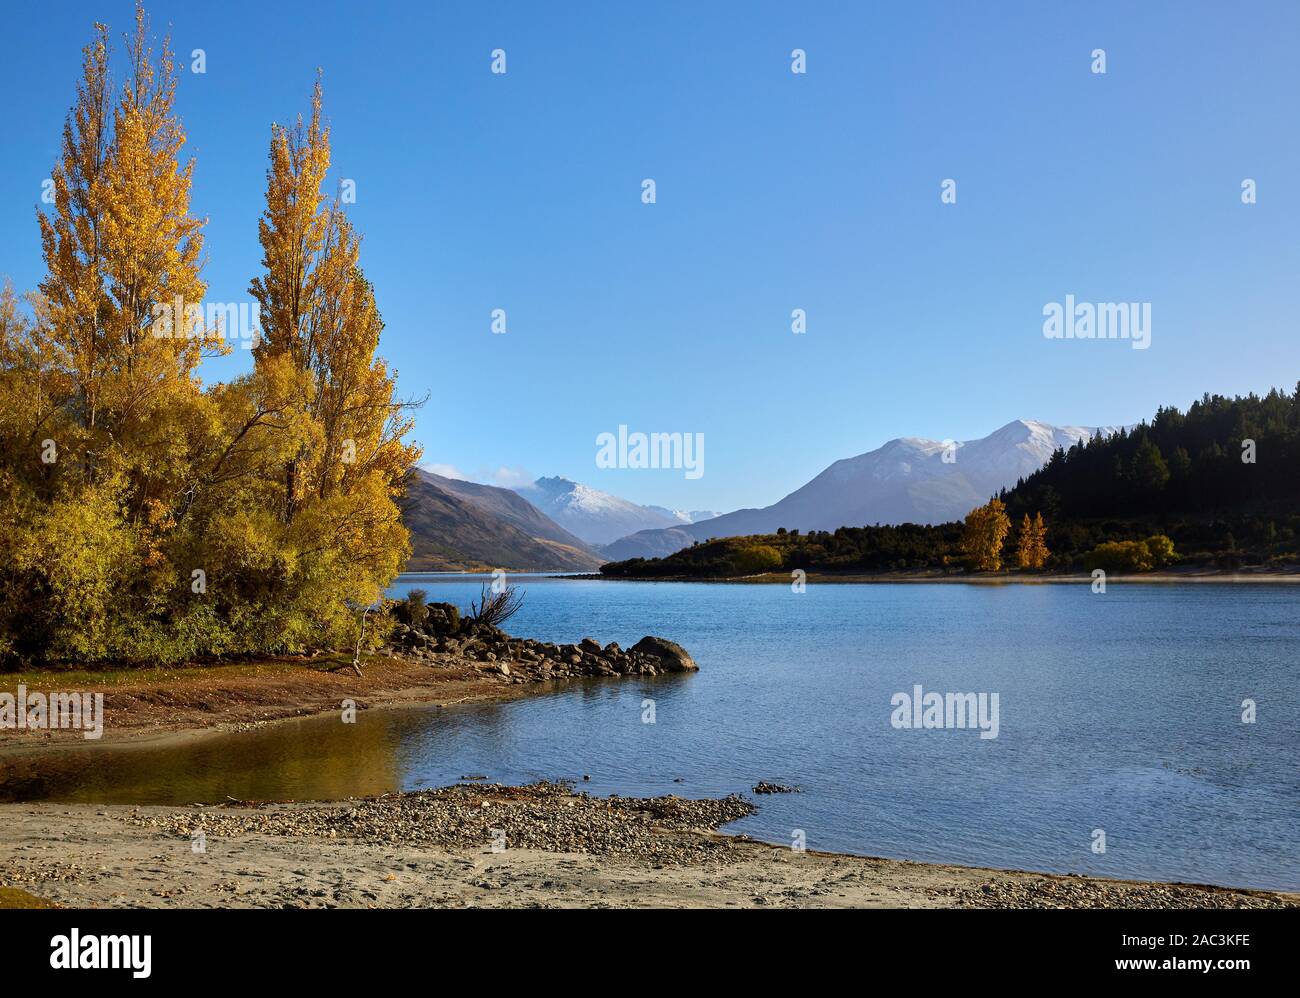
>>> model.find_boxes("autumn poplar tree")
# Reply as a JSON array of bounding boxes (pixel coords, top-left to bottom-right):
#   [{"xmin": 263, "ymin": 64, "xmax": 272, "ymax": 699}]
[
  {"xmin": 1015, "ymin": 512, "xmax": 1050, "ymax": 570},
  {"xmin": 8, "ymin": 2, "xmax": 221, "ymax": 661},
  {"xmin": 1029, "ymin": 512, "xmax": 1049, "ymax": 568},
  {"xmin": 2, "ymin": 7, "xmax": 421, "ymax": 665},
  {"xmin": 1016, "ymin": 515, "xmax": 1033, "ymax": 569},
  {"xmin": 961, "ymin": 498, "xmax": 1011, "ymax": 572},
  {"xmin": 240, "ymin": 80, "xmax": 421, "ymax": 646}
]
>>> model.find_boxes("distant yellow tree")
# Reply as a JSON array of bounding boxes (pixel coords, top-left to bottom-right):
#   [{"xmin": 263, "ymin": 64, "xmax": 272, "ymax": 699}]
[
  {"xmin": 961, "ymin": 499, "xmax": 1011, "ymax": 572},
  {"xmin": 1016, "ymin": 512, "xmax": 1050, "ymax": 570},
  {"xmin": 1143, "ymin": 534, "xmax": 1176, "ymax": 568},
  {"xmin": 1016, "ymin": 514, "xmax": 1034, "ymax": 569},
  {"xmin": 1031, "ymin": 512, "xmax": 1050, "ymax": 568}
]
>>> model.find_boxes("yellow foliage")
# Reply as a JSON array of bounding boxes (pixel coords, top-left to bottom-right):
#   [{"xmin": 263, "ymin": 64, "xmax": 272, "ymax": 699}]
[
  {"xmin": 1016, "ymin": 512, "xmax": 1050, "ymax": 570},
  {"xmin": 730, "ymin": 544, "xmax": 784, "ymax": 576},
  {"xmin": 0, "ymin": 6, "xmax": 420, "ymax": 665},
  {"xmin": 1144, "ymin": 534, "xmax": 1176, "ymax": 568},
  {"xmin": 961, "ymin": 499, "xmax": 1011, "ymax": 572}
]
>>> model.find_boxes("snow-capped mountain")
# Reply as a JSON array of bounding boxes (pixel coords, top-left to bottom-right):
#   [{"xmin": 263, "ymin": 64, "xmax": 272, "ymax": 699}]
[
  {"xmin": 644, "ymin": 506, "xmax": 721, "ymax": 526},
  {"xmin": 513, "ymin": 477, "xmax": 718, "ymax": 547},
  {"xmin": 601, "ymin": 420, "xmax": 1123, "ymax": 560}
]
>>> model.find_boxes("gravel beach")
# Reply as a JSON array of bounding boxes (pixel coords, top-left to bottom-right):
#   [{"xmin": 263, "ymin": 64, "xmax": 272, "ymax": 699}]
[{"xmin": 2, "ymin": 782, "xmax": 1295, "ymax": 909}]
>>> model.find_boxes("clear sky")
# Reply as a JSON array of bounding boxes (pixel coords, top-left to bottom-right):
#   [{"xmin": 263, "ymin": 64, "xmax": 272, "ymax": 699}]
[{"xmin": 3, "ymin": 1, "xmax": 1298, "ymax": 512}]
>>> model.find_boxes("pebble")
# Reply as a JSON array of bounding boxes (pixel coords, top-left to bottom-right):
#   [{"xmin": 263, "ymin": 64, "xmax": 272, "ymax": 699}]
[{"xmin": 130, "ymin": 782, "xmax": 758, "ymax": 867}]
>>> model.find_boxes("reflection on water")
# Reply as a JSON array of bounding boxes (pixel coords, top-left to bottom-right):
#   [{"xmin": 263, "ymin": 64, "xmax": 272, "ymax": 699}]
[
  {"xmin": 0, "ymin": 706, "xmax": 404, "ymax": 804},
  {"xmin": 0, "ymin": 674, "xmax": 695, "ymax": 807},
  {"xmin": 2, "ymin": 577, "xmax": 1299, "ymax": 892}
]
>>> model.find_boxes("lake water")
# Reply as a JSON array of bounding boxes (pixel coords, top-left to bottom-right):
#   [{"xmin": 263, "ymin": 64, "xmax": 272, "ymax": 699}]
[{"xmin": 4, "ymin": 576, "xmax": 1298, "ymax": 891}]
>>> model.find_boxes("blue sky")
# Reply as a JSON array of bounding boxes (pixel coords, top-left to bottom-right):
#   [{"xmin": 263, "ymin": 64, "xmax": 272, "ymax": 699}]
[{"xmin": 3, "ymin": 1, "xmax": 1298, "ymax": 512}]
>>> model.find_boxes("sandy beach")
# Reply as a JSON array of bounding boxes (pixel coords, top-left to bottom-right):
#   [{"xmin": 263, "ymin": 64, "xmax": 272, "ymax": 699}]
[{"xmin": 2, "ymin": 783, "xmax": 1295, "ymax": 910}]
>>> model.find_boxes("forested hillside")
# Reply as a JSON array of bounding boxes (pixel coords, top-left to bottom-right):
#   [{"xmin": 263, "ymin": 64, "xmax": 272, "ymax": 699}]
[{"xmin": 999, "ymin": 386, "xmax": 1300, "ymax": 566}]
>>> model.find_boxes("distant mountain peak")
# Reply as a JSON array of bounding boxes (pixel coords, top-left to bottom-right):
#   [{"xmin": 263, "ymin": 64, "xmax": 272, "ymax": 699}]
[{"xmin": 514, "ymin": 477, "xmax": 720, "ymax": 547}]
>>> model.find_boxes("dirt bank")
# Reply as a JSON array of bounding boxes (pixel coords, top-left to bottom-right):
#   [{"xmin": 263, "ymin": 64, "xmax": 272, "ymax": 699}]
[{"xmin": 0, "ymin": 653, "xmax": 555, "ymax": 753}]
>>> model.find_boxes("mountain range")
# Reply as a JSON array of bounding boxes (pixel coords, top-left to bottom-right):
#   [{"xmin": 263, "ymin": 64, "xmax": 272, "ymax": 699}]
[
  {"xmin": 402, "ymin": 420, "xmax": 1122, "ymax": 571},
  {"xmin": 600, "ymin": 420, "xmax": 1123, "ymax": 560}
]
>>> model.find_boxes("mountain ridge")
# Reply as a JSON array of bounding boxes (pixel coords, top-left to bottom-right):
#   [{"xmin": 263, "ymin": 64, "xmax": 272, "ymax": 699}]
[
  {"xmin": 601, "ymin": 420, "xmax": 1124, "ymax": 560},
  {"xmin": 403, "ymin": 470, "xmax": 604, "ymax": 572}
]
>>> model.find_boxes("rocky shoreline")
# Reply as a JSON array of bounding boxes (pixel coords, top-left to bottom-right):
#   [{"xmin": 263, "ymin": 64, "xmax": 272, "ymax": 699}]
[
  {"xmin": 390, "ymin": 603, "xmax": 699, "ymax": 681},
  {"xmin": 0, "ymin": 619, "xmax": 702, "ymax": 752}
]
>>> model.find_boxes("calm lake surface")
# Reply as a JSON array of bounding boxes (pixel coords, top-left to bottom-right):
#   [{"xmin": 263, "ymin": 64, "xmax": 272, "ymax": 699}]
[{"xmin": 4, "ymin": 576, "xmax": 1298, "ymax": 891}]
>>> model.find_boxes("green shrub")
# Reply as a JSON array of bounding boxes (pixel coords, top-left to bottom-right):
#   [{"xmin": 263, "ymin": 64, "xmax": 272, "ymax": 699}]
[
  {"xmin": 403, "ymin": 588, "xmax": 429, "ymax": 627},
  {"xmin": 1083, "ymin": 535, "xmax": 1179, "ymax": 575},
  {"xmin": 1144, "ymin": 534, "xmax": 1177, "ymax": 568},
  {"xmin": 729, "ymin": 544, "xmax": 783, "ymax": 576},
  {"xmin": 1083, "ymin": 540, "xmax": 1154, "ymax": 574}
]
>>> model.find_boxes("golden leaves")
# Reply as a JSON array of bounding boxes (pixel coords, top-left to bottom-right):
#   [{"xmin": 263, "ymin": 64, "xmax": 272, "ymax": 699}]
[
  {"xmin": 1016, "ymin": 512, "xmax": 1050, "ymax": 570},
  {"xmin": 4, "ymin": 7, "xmax": 420, "ymax": 664},
  {"xmin": 961, "ymin": 499, "xmax": 1012, "ymax": 573}
]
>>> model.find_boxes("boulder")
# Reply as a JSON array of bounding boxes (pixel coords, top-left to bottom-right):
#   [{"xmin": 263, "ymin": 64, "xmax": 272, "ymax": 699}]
[
  {"xmin": 426, "ymin": 602, "xmax": 461, "ymax": 635},
  {"xmin": 629, "ymin": 636, "xmax": 698, "ymax": 672}
]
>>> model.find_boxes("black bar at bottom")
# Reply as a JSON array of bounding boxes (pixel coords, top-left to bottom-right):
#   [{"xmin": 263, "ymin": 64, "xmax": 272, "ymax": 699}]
[{"xmin": 1, "ymin": 907, "xmax": 1292, "ymax": 983}]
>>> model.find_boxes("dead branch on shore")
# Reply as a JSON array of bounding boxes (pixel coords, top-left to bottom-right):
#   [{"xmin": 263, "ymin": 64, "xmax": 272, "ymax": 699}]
[{"xmin": 468, "ymin": 582, "xmax": 525, "ymax": 628}]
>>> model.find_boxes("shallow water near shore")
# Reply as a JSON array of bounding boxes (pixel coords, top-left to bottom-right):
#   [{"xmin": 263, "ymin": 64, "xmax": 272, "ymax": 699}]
[{"xmin": 4, "ymin": 576, "xmax": 1299, "ymax": 892}]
